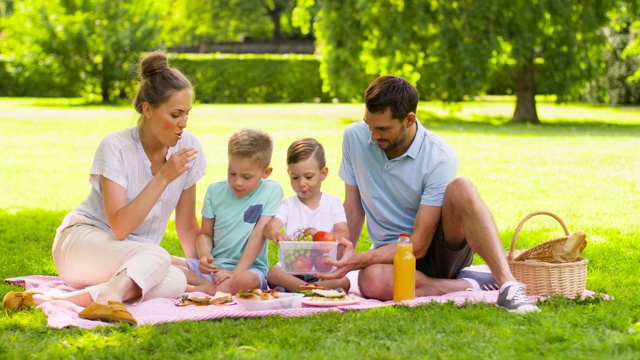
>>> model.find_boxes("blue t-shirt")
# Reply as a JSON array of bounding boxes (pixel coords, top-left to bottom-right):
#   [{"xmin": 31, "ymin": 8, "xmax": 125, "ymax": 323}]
[
  {"xmin": 202, "ymin": 179, "xmax": 283, "ymax": 275},
  {"xmin": 338, "ymin": 120, "xmax": 458, "ymax": 248}
]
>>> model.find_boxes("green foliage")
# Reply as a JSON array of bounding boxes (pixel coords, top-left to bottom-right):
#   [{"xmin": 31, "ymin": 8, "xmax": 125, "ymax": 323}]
[
  {"xmin": 0, "ymin": 53, "xmax": 330, "ymax": 103},
  {"xmin": 310, "ymin": 0, "xmax": 624, "ymax": 119},
  {"xmin": 161, "ymin": 0, "xmax": 312, "ymax": 46},
  {"xmin": 584, "ymin": 6, "xmax": 640, "ymax": 105},
  {"xmin": 169, "ymin": 53, "xmax": 330, "ymax": 103},
  {"xmin": 0, "ymin": 0, "xmax": 165, "ymax": 103}
]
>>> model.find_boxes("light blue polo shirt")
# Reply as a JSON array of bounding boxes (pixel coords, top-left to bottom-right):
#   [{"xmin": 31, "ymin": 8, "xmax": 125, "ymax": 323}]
[
  {"xmin": 202, "ymin": 178, "xmax": 283, "ymax": 275},
  {"xmin": 339, "ymin": 120, "xmax": 458, "ymax": 248}
]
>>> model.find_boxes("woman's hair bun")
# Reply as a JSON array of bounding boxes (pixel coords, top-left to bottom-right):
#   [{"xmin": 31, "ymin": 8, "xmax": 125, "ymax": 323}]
[{"xmin": 139, "ymin": 51, "xmax": 170, "ymax": 80}]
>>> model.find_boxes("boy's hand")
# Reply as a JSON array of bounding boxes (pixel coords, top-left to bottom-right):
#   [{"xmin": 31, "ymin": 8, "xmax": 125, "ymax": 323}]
[
  {"xmin": 305, "ymin": 227, "xmax": 319, "ymax": 237},
  {"xmin": 213, "ymin": 269, "xmax": 233, "ymax": 285},
  {"xmin": 198, "ymin": 254, "xmax": 218, "ymax": 275},
  {"xmin": 270, "ymin": 232, "xmax": 290, "ymax": 245}
]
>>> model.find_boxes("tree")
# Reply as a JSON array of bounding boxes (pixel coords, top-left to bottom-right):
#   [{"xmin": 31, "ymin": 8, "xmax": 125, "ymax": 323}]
[
  {"xmin": 161, "ymin": 0, "xmax": 310, "ymax": 47},
  {"xmin": 1, "ymin": 0, "xmax": 166, "ymax": 103},
  {"xmin": 304, "ymin": 0, "xmax": 619, "ymax": 124}
]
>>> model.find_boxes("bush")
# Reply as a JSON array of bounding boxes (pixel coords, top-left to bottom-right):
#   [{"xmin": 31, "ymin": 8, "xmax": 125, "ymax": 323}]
[
  {"xmin": 0, "ymin": 53, "xmax": 331, "ymax": 103},
  {"xmin": 0, "ymin": 55, "xmax": 80, "ymax": 98},
  {"xmin": 169, "ymin": 53, "xmax": 330, "ymax": 103}
]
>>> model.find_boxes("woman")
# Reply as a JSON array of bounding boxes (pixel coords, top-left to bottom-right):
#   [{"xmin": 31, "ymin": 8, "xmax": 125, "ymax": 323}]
[{"xmin": 2, "ymin": 51, "xmax": 206, "ymax": 325}]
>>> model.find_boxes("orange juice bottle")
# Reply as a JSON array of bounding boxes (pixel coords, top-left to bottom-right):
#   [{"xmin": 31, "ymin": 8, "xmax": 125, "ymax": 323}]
[{"xmin": 393, "ymin": 233, "xmax": 416, "ymax": 302}]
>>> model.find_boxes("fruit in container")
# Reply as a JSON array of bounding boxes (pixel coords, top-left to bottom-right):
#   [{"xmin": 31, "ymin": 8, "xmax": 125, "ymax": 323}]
[
  {"xmin": 313, "ymin": 255, "xmax": 332, "ymax": 272},
  {"xmin": 292, "ymin": 255, "xmax": 313, "ymax": 272},
  {"xmin": 313, "ymin": 231, "xmax": 336, "ymax": 253}
]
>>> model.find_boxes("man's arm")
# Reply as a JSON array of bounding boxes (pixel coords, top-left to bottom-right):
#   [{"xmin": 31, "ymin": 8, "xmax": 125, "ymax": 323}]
[
  {"xmin": 344, "ymin": 184, "xmax": 365, "ymax": 247},
  {"xmin": 411, "ymin": 205, "xmax": 442, "ymax": 259}
]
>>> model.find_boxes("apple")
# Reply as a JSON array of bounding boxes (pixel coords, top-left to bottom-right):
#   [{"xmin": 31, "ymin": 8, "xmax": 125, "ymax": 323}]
[
  {"xmin": 292, "ymin": 255, "xmax": 313, "ymax": 272},
  {"xmin": 313, "ymin": 231, "xmax": 336, "ymax": 253},
  {"xmin": 313, "ymin": 255, "xmax": 332, "ymax": 272}
]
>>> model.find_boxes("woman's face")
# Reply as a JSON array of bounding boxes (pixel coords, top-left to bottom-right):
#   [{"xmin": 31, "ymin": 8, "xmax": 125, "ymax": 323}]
[{"xmin": 145, "ymin": 89, "xmax": 192, "ymax": 147}]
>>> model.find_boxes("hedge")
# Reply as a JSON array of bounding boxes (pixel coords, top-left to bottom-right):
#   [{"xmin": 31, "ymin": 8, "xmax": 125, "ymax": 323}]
[{"xmin": 0, "ymin": 53, "xmax": 331, "ymax": 103}]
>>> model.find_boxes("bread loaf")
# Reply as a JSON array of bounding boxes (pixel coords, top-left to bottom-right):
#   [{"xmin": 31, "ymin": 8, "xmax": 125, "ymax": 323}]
[{"xmin": 552, "ymin": 230, "xmax": 586, "ymax": 262}]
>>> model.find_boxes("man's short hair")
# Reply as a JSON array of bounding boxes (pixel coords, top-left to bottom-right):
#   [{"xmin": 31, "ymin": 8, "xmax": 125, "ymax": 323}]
[
  {"xmin": 228, "ymin": 127, "xmax": 273, "ymax": 169},
  {"xmin": 364, "ymin": 75, "xmax": 419, "ymax": 121}
]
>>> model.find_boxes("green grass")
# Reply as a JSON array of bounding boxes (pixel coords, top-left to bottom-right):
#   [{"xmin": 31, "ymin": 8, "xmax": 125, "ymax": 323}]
[{"xmin": 1, "ymin": 98, "xmax": 640, "ymax": 359}]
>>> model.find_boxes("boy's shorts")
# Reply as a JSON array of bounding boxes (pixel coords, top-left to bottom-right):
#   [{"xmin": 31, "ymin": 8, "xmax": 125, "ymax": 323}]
[
  {"xmin": 185, "ymin": 258, "xmax": 268, "ymax": 290},
  {"xmin": 415, "ymin": 223, "xmax": 474, "ymax": 279}
]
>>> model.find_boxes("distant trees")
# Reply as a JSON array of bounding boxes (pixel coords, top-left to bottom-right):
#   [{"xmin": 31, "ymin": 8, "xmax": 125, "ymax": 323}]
[
  {"xmin": 1, "ymin": 0, "xmax": 165, "ymax": 103},
  {"xmin": 0, "ymin": 0, "xmax": 638, "ymax": 110},
  {"xmin": 305, "ymin": 0, "xmax": 627, "ymax": 124},
  {"xmin": 161, "ymin": 0, "xmax": 313, "ymax": 47}
]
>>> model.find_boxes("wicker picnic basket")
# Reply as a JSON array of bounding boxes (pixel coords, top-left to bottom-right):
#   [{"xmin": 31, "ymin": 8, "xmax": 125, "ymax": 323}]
[{"xmin": 507, "ymin": 211, "xmax": 588, "ymax": 296}]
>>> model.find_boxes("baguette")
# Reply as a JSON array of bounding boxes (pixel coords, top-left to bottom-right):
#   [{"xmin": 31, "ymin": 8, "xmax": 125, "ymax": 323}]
[{"xmin": 552, "ymin": 230, "xmax": 586, "ymax": 263}]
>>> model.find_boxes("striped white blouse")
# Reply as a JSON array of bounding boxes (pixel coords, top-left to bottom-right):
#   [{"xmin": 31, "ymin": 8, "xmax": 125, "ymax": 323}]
[{"xmin": 58, "ymin": 127, "xmax": 207, "ymax": 245}]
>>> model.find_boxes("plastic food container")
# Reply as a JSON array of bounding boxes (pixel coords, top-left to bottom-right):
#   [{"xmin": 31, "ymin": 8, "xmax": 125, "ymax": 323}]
[
  {"xmin": 235, "ymin": 293, "xmax": 305, "ymax": 311},
  {"xmin": 278, "ymin": 241, "xmax": 337, "ymax": 275}
]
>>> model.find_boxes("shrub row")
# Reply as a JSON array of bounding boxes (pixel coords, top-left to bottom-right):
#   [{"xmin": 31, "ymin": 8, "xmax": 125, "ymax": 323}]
[
  {"xmin": 0, "ymin": 53, "xmax": 331, "ymax": 103},
  {"xmin": 169, "ymin": 53, "xmax": 331, "ymax": 103}
]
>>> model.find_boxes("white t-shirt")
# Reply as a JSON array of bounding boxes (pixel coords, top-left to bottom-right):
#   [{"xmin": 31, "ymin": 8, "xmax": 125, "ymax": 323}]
[
  {"xmin": 57, "ymin": 127, "xmax": 207, "ymax": 245},
  {"xmin": 275, "ymin": 192, "xmax": 347, "ymax": 237}
]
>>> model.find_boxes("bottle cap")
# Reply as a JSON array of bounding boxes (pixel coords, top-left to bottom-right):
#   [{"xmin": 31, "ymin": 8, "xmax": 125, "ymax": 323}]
[{"xmin": 399, "ymin": 233, "xmax": 412, "ymax": 237}]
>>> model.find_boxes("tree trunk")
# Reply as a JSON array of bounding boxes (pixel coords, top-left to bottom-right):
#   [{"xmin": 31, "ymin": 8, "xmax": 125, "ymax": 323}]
[
  {"xmin": 511, "ymin": 60, "xmax": 540, "ymax": 124},
  {"xmin": 101, "ymin": 80, "xmax": 111, "ymax": 104},
  {"xmin": 269, "ymin": 11, "xmax": 282, "ymax": 44},
  {"xmin": 101, "ymin": 59, "xmax": 111, "ymax": 104}
]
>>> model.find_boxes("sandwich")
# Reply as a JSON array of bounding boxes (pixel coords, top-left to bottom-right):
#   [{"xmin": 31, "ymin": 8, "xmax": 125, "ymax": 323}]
[
  {"xmin": 296, "ymin": 288, "xmax": 347, "ymax": 299},
  {"xmin": 236, "ymin": 289, "xmax": 282, "ymax": 300},
  {"xmin": 179, "ymin": 291, "xmax": 232, "ymax": 306},
  {"xmin": 298, "ymin": 283, "xmax": 326, "ymax": 291}
]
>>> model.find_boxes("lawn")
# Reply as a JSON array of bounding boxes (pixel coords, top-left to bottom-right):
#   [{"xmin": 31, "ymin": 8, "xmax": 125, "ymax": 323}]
[{"xmin": 1, "ymin": 98, "xmax": 640, "ymax": 359}]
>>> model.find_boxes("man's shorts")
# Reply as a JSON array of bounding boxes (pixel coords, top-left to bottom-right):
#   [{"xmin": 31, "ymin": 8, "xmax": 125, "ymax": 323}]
[
  {"xmin": 185, "ymin": 258, "xmax": 268, "ymax": 290},
  {"xmin": 415, "ymin": 223, "xmax": 474, "ymax": 279}
]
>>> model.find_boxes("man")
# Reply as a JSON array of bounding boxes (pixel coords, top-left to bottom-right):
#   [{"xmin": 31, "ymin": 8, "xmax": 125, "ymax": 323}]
[{"xmin": 318, "ymin": 75, "xmax": 539, "ymax": 314}]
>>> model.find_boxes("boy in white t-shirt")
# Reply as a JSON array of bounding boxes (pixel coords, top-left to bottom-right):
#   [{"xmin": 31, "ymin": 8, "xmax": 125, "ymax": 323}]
[{"xmin": 264, "ymin": 138, "xmax": 351, "ymax": 292}]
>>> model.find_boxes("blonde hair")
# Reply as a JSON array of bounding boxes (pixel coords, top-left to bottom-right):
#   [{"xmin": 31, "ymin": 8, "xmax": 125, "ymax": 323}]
[
  {"xmin": 287, "ymin": 138, "xmax": 326, "ymax": 169},
  {"xmin": 132, "ymin": 50, "xmax": 192, "ymax": 126},
  {"xmin": 228, "ymin": 128, "xmax": 274, "ymax": 169}
]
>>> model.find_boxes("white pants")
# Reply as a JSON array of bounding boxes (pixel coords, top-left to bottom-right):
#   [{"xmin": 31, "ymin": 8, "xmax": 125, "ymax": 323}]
[{"xmin": 52, "ymin": 221, "xmax": 187, "ymax": 303}]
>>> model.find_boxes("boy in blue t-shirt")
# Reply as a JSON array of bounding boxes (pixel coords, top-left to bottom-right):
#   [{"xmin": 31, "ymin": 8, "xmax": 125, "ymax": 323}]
[{"xmin": 173, "ymin": 128, "xmax": 283, "ymax": 295}]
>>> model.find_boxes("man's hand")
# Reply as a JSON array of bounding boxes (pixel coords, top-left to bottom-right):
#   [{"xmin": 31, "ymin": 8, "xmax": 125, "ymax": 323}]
[{"xmin": 314, "ymin": 237, "xmax": 356, "ymax": 280}]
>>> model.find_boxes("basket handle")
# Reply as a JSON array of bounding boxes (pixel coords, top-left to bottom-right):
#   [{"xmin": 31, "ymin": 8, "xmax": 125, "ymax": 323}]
[{"xmin": 508, "ymin": 211, "xmax": 570, "ymax": 260}]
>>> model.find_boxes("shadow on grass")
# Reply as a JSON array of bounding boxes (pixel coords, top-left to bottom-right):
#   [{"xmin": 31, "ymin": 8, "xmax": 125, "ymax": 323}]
[
  {"xmin": 0, "ymin": 209, "xmax": 65, "ymax": 280},
  {"xmin": 417, "ymin": 111, "xmax": 640, "ymax": 137}
]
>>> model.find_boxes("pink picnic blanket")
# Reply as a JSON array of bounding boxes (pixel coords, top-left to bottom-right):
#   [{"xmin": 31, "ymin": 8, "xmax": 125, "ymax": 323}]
[{"xmin": 4, "ymin": 267, "xmax": 600, "ymax": 329}]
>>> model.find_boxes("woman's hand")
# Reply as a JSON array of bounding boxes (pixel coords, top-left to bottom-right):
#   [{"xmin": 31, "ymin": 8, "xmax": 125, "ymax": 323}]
[{"xmin": 158, "ymin": 146, "xmax": 199, "ymax": 183}]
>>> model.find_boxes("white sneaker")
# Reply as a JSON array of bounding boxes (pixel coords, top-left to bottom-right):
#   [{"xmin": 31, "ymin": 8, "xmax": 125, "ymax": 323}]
[{"xmin": 497, "ymin": 283, "xmax": 541, "ymax": 314}]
